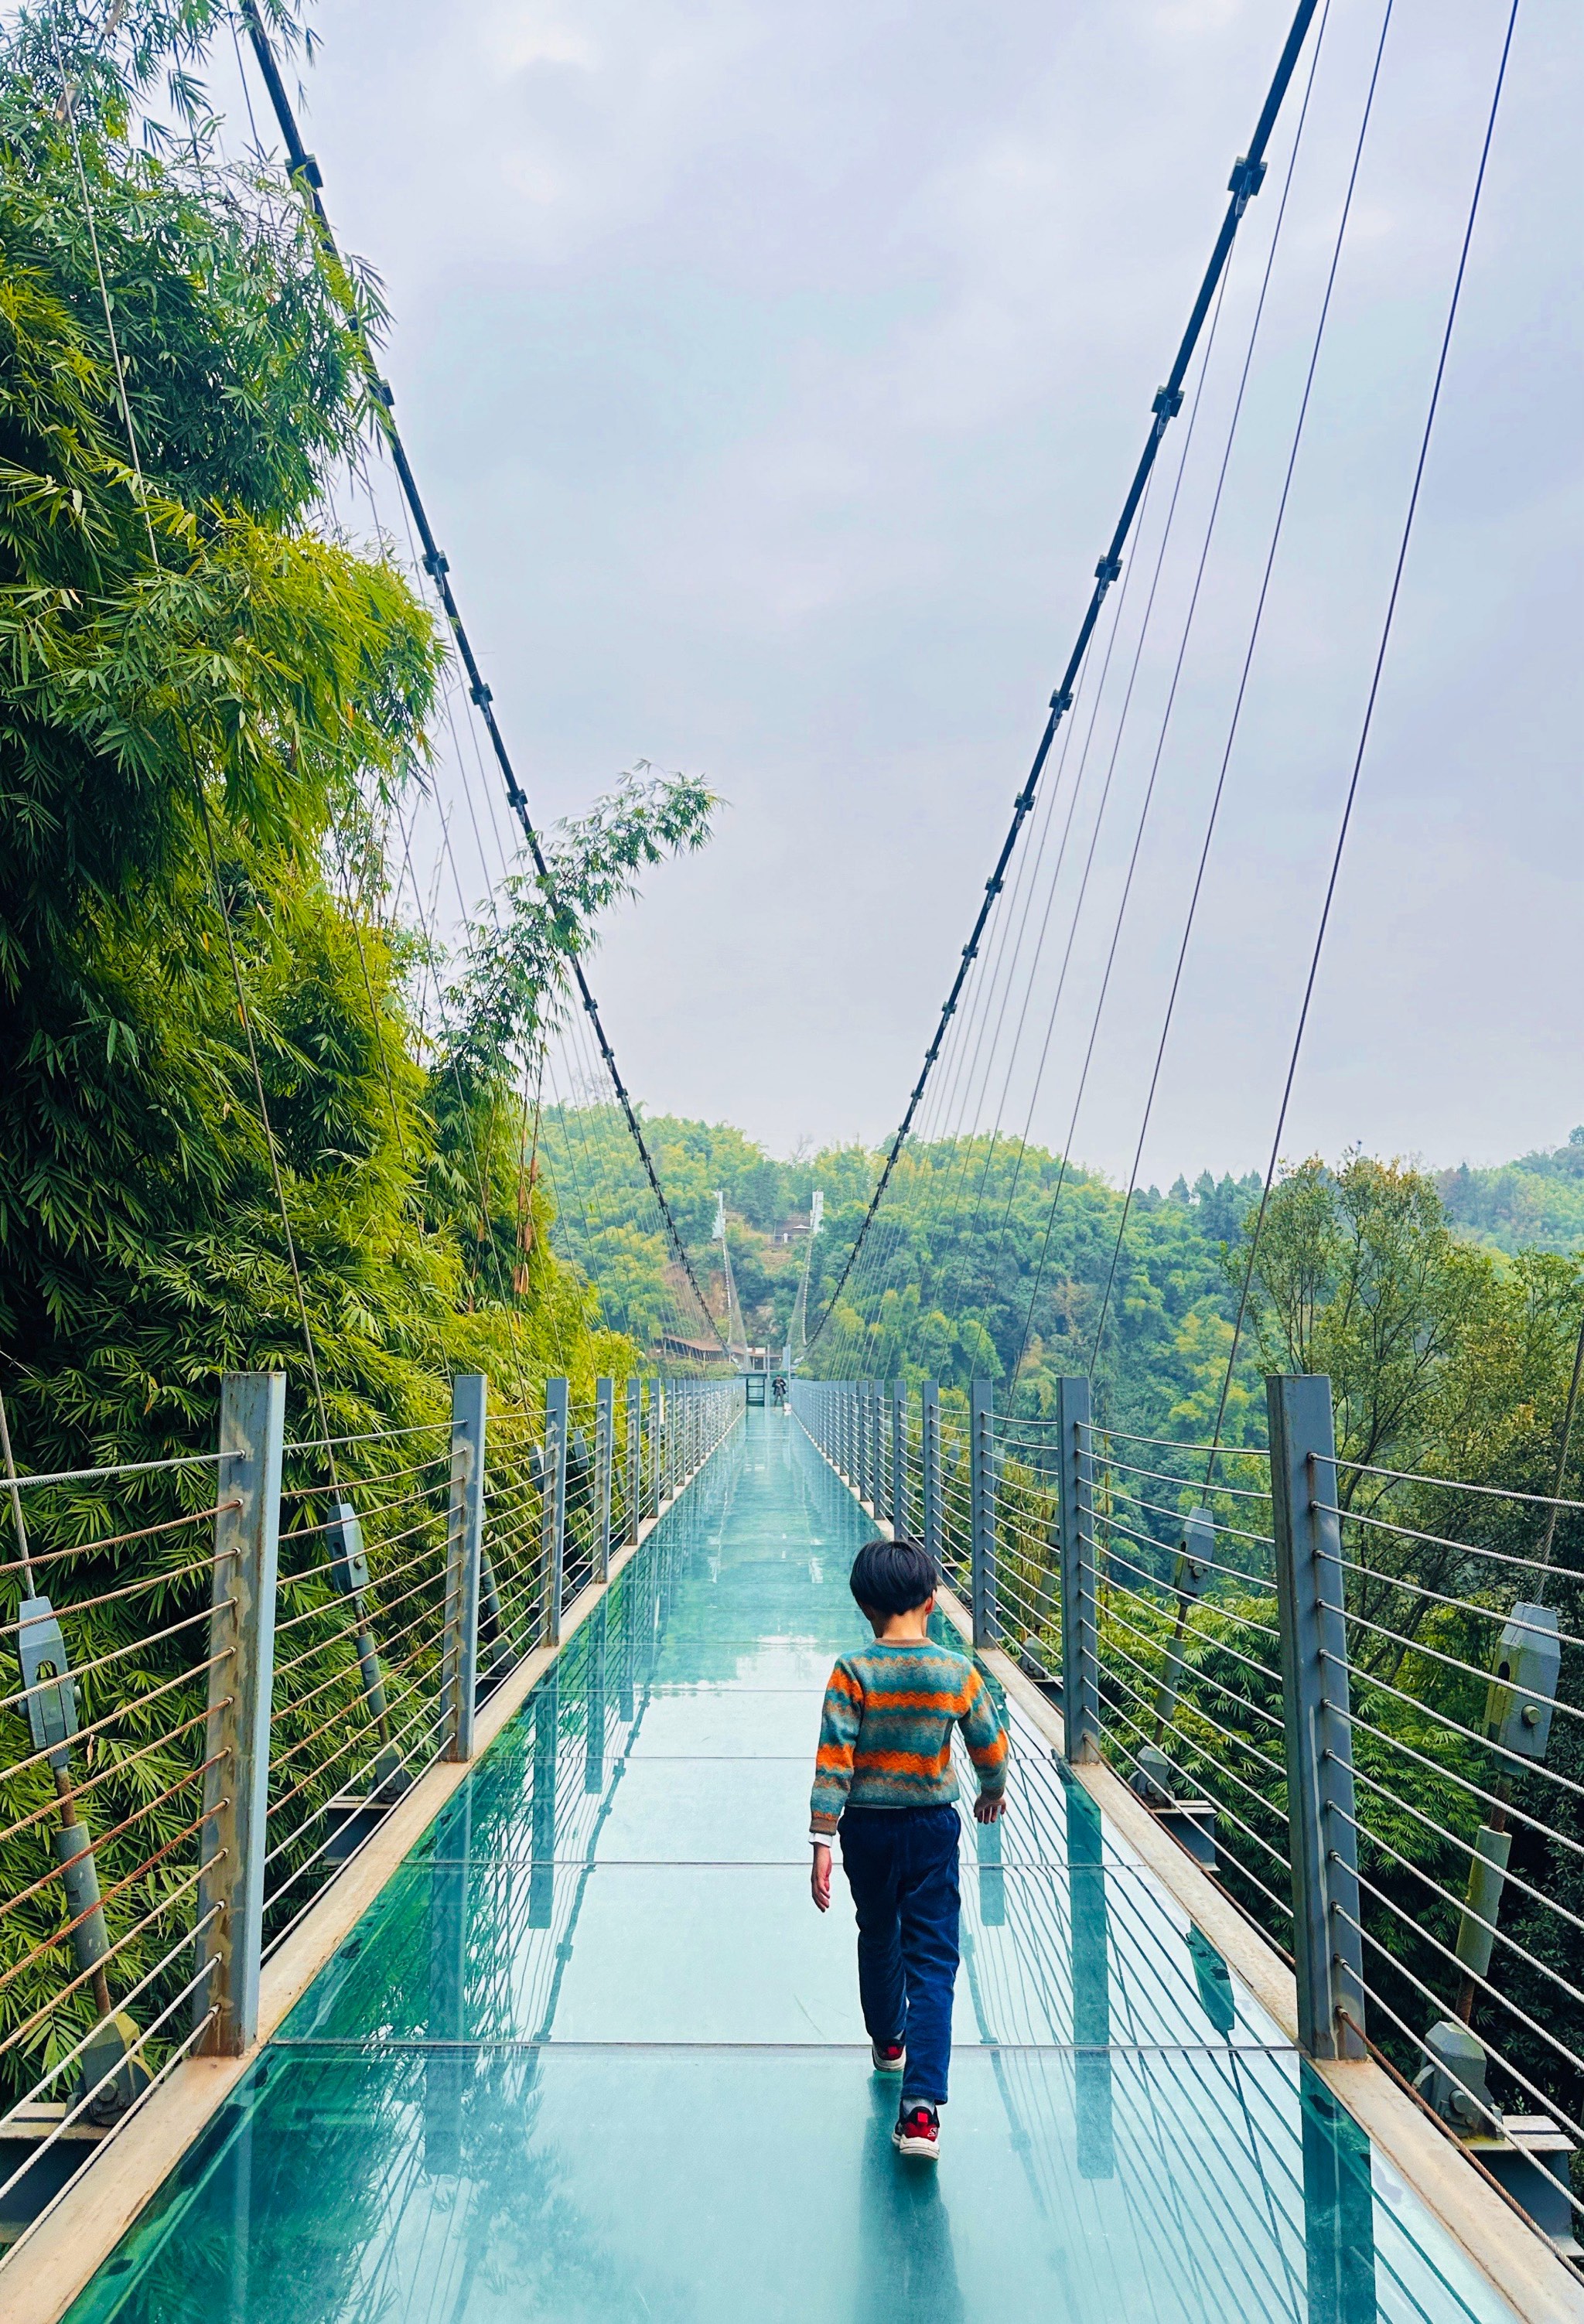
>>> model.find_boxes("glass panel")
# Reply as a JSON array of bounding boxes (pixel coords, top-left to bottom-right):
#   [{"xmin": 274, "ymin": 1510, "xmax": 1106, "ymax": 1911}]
[
  {"xmin": 66, "ymin": 1411, "xmax": 1517, "ymax": 2322},
  {"xmin": 65, "ymin": 2048, "xmax": 1514, "ymax": 2324}
]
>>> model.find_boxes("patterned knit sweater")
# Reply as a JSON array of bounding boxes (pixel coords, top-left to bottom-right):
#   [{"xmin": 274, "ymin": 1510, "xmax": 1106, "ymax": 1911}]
[{"xmin": 809, "ymin": 1640, "xmax": 1009, "ymax": 1836}]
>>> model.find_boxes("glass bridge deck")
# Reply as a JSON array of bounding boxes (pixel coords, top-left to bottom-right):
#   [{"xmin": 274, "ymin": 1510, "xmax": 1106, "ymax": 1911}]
[{"xmin": 65, "ymin": 1411, "xmax": 1515, "ymax": 2322}]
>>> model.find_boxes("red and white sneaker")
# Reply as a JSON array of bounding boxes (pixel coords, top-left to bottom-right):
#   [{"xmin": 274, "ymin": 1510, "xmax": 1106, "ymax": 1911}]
[
  {"xmin": 893, "ymin": 2104, "xmax": 940, "ymax": 2159},
  {"xmin": 871, "ymin": 2039, "xmax": 906, "ymax": 2076}
]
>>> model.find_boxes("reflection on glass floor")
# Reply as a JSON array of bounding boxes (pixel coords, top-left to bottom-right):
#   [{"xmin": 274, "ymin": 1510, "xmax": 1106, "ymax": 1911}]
[{"xmin": 67, "ymin": 1413, "xmax": 1516, "ymax": 2323}]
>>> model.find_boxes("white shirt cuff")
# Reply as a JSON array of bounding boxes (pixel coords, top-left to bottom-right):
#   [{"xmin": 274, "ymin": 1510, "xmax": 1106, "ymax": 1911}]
[{"xmin": 810, "ymin": 1831, "xmax": 835, "ymax": 1848}]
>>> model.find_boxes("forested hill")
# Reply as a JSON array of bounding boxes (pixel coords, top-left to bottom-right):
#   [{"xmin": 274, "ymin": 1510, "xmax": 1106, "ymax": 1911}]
[
  {"xmin": 537, "ymin": 1109, "xmax": 1584, "ymax": 1447},
  {"xmin": 1437, "ymin": 1129, "xmax": 1584, "ymax": 1253}
]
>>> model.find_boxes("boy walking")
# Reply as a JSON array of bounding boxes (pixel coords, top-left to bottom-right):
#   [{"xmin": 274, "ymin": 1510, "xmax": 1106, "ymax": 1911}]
[{"xmin": 810, "ymin": 1537, "xmax": 1009, "ymax": 2159}]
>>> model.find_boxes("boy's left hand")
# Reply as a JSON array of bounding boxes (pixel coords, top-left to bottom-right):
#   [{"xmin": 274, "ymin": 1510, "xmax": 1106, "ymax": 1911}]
[{"xmin": 811, "ymin": 1842, "xmax": 832, "ymax": 1911}]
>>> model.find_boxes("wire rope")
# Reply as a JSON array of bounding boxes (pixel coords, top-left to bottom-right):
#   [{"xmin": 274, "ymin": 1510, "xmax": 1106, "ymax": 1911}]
[
  {"xmin": 807, "ymin": 0, "xmax": 1323, "ymax": 1354},
  {"xmin": 234, "ymin": 2, "xmax": 728, "ymax": 1359},
  {"xmin": 1201, "ymin": 0, "xmax": 1522, "ymax": 1492}
]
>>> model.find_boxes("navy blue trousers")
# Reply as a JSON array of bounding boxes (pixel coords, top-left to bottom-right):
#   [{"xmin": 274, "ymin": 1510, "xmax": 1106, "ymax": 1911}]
[{"xmin": 839, "ymin": 1803, "xmax": 961, "ymax": 2108}]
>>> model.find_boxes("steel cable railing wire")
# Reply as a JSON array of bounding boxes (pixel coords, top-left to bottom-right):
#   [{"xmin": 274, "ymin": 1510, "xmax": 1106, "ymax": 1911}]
[
  {"xmin": 961, "ymin": 258, "xmax": 1246, "ymax": 1326},
  {"xmin": 236, "ymin": 5, "xmax": 729, "ymax": 1363},
  {"xmin": 838, "ymin": 365, "xmax": 1185, "ymax": 1380},
  {"xmin": 1066, "ymin": 1427, "xmax": 1301, "ymax": 1933},
  {"xmin": 1195, "ymin": 0, "xmax": 1523, "ymax": 1502},
  {"xmin": 1015, "ymin": 0, "xmax": 1387, "ymax": 1402},
  {"xmin": 333, "ymin": 170, "xmax": 704, "ymax": 1377},
  {"xmin": 1079, "ymin": 19, "xmax": 1335, "ymax": 1384},
  {"xmin": 893, "ymin": 551, "xmax": 1145, "ymax": 1363},
  {"xmin": 0, "ymin": 1512, "xmax": 237, "ymax": 2165},
  {"xmin": 892, "ymin": 440, "xmax": 1186, "ymax": 1384},
  {"xmin": 1291, "ymin": 1466, "xmax": 1584, "ymax": 2198},
  {"xmin": 807, "ymin": 0, "xmax": 1323, "ymax": 1358}
]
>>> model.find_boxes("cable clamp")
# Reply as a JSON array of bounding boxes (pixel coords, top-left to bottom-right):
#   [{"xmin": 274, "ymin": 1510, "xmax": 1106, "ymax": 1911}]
[
  {"xmin": 1152, "ymin": 385, "xmax": 1183, "ymax": 431},
  {"xmin": 1049, "ymin": 686, "xmax": 1074, "ymax": 715},
  {"xmin": 295, "ymin": 152, "xmax": 324, "ymax": 191},
  {"xmin": 961, "ymin": 944, "xmax": 978, "ymax": 962},
  {"xmin": 1227, "ymin": 153, "xmax": 1267, "ymax": 210},
  {"xmin": 423, "ymin": 548, "xmax": 449, "ymax": 579},
  {"xmin": 507, "ymin": 786, "xmax": 527, "ymax": 813},
  {"xmin": 1094, "ymin": 551, "xmax": 1121, "ymax": 589},
  {"xmin": 470, "ymin": 681, "xmax": 493, "ymax": 708},
  {"xmin": 985, "ymin": 875, "xmax": 1003, "ymax": 896},
  {"xmin": 372, "ymin": 377, "xmax": 394, "ymax": 410}
]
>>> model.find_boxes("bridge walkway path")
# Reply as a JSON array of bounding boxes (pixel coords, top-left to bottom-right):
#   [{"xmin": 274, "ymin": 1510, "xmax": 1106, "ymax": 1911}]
[{"xmin": 63, "ymin": 1409, "xmax": 1516, "ymax": 2322}]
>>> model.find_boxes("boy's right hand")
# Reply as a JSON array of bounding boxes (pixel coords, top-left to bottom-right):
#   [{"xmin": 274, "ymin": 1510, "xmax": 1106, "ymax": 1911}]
[
  {"xmin": 974, "ymin": 1794, "xmax": 1004, "ymax": 1824},
  {"xmin": 811, "ymin": 1842, "xmax": 832, "ymax": 1911}
]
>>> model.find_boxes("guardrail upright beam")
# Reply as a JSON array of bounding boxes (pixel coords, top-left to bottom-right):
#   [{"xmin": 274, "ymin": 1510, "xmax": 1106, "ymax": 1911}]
[
  {"xmin": 1057, "ymin": 1377, "xmax": 1100, "ymax": 1764},
  {"xmin": 594, "ymin": 1377, "xmax": 614, "ymax": 1582},
  {"xmin": 921, "ymin": 1383, "xmax": 941, "ymax": 1572},
  {"xmin": 969, "ymin": 1380, "xmax": 998, "ymax": 1647},
  {"xmin": 890, "ymin": 1379, "xmax": 906, "ymax": 1537},
  {"xmin": 542, "ymin": 1377, "xmax": 569, "ymax": 1647},
  {"xmin": 441, "ymin": 1373, "xmax": 486, "ymax": 1763},
  {"xmin": 647, "ymin": 1378, "xmax": 661, "ymax": 1516},
  {"xmin": 198, "ymin": 1371, "xmax": 284, "ymax": 2055},
  {"xmin": 1268, "ymin": 1373, "xmax": 1367, "ymax": 2061},
  {"xmin": 626, "ymin": 1376, "xmax": 642, "ymax": 1544}
]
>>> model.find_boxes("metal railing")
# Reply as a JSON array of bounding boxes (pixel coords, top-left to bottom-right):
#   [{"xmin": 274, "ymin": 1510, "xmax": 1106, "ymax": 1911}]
[
  {"xmin": 0, "ymin": 1367, "xmax": 742, "ymax": 2257},
  {"xmin": 791, "ymin": 1370, "xmax": 1584, "ymax": 2262}
]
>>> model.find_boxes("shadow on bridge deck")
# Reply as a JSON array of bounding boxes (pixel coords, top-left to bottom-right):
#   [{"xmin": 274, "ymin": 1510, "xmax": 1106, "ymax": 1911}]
[{"xmin": 63, "ymin": 1412, "xmax": 1515, "ymax": 2323}]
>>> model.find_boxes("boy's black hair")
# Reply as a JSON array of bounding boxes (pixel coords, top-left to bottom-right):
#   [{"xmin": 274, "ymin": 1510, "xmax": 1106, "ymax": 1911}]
[{"xmin": 849, "ymin": 1536, "xmax": 938, "ymax": 1617}]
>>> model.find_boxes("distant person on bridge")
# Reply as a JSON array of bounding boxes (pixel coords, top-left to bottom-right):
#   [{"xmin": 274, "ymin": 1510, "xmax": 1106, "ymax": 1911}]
[{"xmin": 808, "ymin": 1537, "xmax": 1008, "ymax": 2161}]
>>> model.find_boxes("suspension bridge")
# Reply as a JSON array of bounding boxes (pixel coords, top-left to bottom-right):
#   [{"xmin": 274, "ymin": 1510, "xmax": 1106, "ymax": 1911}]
[{"xmin": 1, "ymin": 0, "xmax": 1582, "ymax": 2317}]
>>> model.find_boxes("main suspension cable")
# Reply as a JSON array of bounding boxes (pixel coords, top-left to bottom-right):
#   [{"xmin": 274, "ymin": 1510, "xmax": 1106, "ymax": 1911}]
[
  {"xmin": 807, "ymin": 0, "xmax": 1322, "ymax": 1354},
  {"xmin": 1202, "ymin": 0, "xmax": 1522, "ymax": 1490},
  {"xmin": 237, "ymin": 0, "xmax": 729, "ymax": 1362}
]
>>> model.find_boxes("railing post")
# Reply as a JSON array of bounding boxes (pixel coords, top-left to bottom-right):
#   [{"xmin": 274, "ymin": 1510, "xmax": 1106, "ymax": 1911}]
[
  {"xmin": 647, "ymin": 1377, "xmax": 661, "ymax": 1515},
  {"xmin": 970, "ymin": 1379, "xmax": 997, "ymax": 1647},
  {"xmin": 921, "ymin": 1382, "xmax": 941, "ymax": 1572},
  {"xmin": 1057, "ymin": 1377, "xmax": 1099, "ymax": 1764},
  {"xmin": 197, "ymin": 1371, "xmax": 284, "ymax": 2056},
  {"xmin": 442, "ymin": 1373, "xmax": 486, "ymax": 1763},
  {"xmin": 890, "ymin": 1379, "xmax": 906, "ymax": 1537},
  {"xmin": 542, "ymin": 1377, "xmax": 569, "ymax": 1647},
  {"xmin": 626, "ymin": 1375, "xmax": 642, "ymax": 1543},
  {"xmin": 1268, "ymin": 1373, "xmax": 1367, "ymax": 2061},
  {"xmin": 594, "ymin": 1377, "xmax": 614, "ymax": 1582}
]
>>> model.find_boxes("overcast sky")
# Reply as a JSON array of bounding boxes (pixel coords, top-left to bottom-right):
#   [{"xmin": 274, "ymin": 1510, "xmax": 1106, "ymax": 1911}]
[{"xmin": 228, "ymin": 0, "xmax": 1584, "ymax": 1180}]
